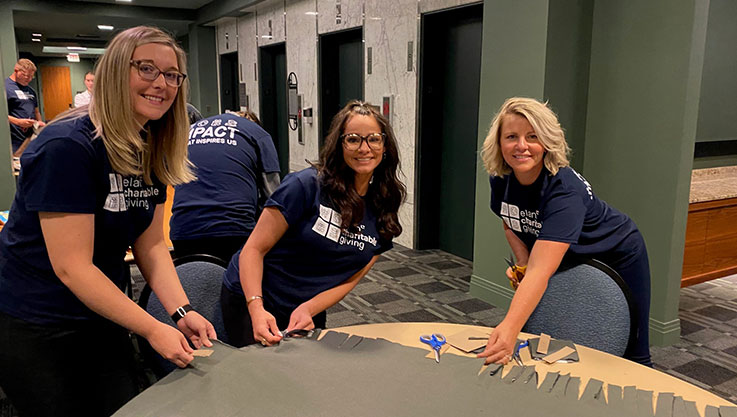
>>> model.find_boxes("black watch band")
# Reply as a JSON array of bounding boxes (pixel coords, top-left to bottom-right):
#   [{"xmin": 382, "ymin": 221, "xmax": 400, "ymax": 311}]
[{"xmin": 170, "ymin": 304, "xmax": 193, "ymax": 323}]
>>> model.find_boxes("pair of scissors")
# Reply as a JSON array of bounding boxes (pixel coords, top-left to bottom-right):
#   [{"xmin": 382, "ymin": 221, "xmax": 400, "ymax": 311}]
[
  {"xmin": 513, "ymin": 340, "xmax": 529, "ymax": 366},
  {"xmin": 420, "ymin": 333, "xmax": 446, "ymax": 363},
  {"xmin": 505, "ymin": 253, "xmax": 526, "ymax": 290}
]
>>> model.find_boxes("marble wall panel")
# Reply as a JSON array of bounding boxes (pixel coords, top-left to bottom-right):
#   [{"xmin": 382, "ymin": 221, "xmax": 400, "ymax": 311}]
[
  {"xmin": 317, "ymin": 0, "xmax": 364, "ymax": 34},
  {"xmin": 364, "ymin": 0, "xmax": 418, "ymax": 247},
  {"xmin": 419, "ymin": 0, "xmax": 480, "ymax": 14},
  {"xmin": 286, "ymin": 0, "xmax": 320, "ymax": 172},
  {"xmin": 217, "ymin": 18, "xmax": 239, "ymax": 55},
  {"xmin": 237, "ymin": 14, "xmax": 260, "ymax": 116},
  {"xmin": 257, "ymin": 1, "xmax": 286, "ymax": 47}
]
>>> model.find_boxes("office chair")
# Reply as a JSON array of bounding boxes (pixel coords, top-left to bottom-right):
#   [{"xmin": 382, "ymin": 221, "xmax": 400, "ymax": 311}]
[
  {"xmin": 522, "ymin": 257, "xmax": 636, "ymax": 357},
  {"xmin": 138, "ymin": 254, "xmax": 229, "ymax": 378}
]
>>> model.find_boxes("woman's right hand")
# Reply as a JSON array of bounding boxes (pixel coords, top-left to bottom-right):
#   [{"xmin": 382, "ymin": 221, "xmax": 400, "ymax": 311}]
[
  {"xmin": 250, "ymin": 305, "xmax": 282, "ymax": 346},
  {"xmin": 146, "ymin": 322, "xmax": 194, "ymax": 368}
]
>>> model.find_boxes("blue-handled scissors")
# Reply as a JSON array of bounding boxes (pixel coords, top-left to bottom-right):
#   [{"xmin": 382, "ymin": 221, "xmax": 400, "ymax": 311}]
[
  {"xmin": 513, "ymin": 340, "xmax": 529, "ymax": 366},
  {"xmin": 420, "ymin": 333, "xmax": 446, "ymax": 363}
]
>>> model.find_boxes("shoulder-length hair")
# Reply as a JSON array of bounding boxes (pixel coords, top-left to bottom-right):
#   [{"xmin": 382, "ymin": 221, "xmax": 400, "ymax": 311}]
[
  {"xmin": 88, "ymin": 25, "xmax": 193, "ymax": 185},
  {"xmin": 481, "ymin": 97, "xmax": 570, "ymax": 177},
  {"xmin": 318, "ymin": 100, "xmax": 406, "ymax": 241}
]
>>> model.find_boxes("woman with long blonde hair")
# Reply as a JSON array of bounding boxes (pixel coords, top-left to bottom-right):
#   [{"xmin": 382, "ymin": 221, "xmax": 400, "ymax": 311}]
[{"xmin": 0, "ymin": 26, "xmax": 215, "ymax": 416}]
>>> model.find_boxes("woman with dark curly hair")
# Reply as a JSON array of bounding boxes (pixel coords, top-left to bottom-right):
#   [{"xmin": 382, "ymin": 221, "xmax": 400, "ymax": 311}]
[{"xmin": 221, "ymin": 100, "xmax": 406, "ymax": 347}]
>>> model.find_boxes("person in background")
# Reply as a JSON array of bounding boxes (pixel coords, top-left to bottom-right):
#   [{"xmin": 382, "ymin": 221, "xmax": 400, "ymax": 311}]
[
  {"xmin": 5, "ymin": 58, "xmax": 45, "ymax": 156},
  {"xmin": 476, "ymin": 97, "xmax": 652, "ymax": 367},
  {"xmin": 221, "ymin": 100, "xmax": 406, "ymax": 347},
  {"xmin": 170, "ymin": 111, "xmax": 281, "ymax": 263},
  {"xmin": 73, "ymin": 71, "xmax": 95, "ymax": 108},
  {"xmin": 0, "ymin": 26, "xmax": 215, "ymax": 416},
  {"xmin": 186, "ymin": 103, "xmax": 203, "ymax": 124}
]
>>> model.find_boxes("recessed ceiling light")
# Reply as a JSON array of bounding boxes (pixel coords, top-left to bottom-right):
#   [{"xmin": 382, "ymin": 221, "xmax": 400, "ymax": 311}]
[
  {"xmin": 32, "ymin": 38, "xmax": 41, "ymax": 42},
  {"xmin": 304, "ymin": 11, "xmax": 318, "ymax": 16},
  {"xmin": 32, "ymin": 33, "xmax": 42, "ymax": 37},
  {"xmin": 97, "ymin": 25, "xmax": 114, "ymax": 31},
  {"xmin": 67, "ymin": 46, "xmax": 88, "ymax": 51},
  {"xmin": 115, "ymin": 0, "xmax": 132, "ymax": 2}
]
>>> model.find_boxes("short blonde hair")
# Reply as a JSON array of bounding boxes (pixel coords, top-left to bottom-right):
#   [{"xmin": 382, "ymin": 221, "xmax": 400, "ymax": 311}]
[
  {"xmin": 15, "ymin": 59, "xmax": 36, "ymax": 72},
  {"xmin": 89, "ymin": 26, "xmax": 193, "ymax": 185},
  {"xmin": 481, "ymin": 97, "xmax": 570, "ymax": 176}
]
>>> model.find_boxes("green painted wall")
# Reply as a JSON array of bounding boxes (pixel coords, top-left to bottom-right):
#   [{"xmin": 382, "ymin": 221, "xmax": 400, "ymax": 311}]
[
  {"xmin": 696, "ymin": 0, "xmax": 737, "ymax": 143},
  {"xmin": 583, "ymin": 0, "xmax": 708, "ymax": 345},
  {"xmin": 469, "ymin": 0, "xmax": 549, "ymax": 309},
  {"xmin": 0, "ymin": 2, "xmax": 17, "ymax": 206},
  {"xmin": 470, "ymin": 0, "xmax": 710, "ymax": 347},
  {"xmin": 187, "ymin": 24, "xmax": 218, "ymax": 118},
  {"xmin": 543, "ymin": 0, "xmax": 594, "ymax": 171}
]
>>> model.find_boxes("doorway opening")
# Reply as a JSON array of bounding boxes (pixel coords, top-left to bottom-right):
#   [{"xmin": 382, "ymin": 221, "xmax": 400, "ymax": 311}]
[
  {"xmin": 416, "ymin": 3, "xmax": 483, "ymax": 260},
  {"xmin": 259, "ymin": 43, "xmax": 289, "ymax": 178}
]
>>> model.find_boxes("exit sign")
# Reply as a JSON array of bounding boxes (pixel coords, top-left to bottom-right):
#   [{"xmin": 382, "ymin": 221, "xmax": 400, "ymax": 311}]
[{"xmin": 66, "ymin": 53, "xmax": 80, "ymax": 62}]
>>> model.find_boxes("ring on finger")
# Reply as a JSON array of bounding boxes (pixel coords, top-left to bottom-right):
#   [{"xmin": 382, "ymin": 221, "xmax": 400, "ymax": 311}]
[{"xmin": 260, "ymin": 337, "xmax": 267, "ymax": 346}]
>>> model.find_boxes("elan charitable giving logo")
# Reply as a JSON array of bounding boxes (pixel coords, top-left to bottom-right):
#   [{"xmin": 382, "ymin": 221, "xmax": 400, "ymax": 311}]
[{"xmin": 500, "ymin": 202, "xmax": 542, "ymax": 237}]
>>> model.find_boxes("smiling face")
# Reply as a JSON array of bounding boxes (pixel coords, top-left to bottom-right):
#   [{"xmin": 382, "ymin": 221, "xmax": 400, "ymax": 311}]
[
  {"xmin": 500, "ymin": 113, "xmax": 546, "ymax": 185},
  {"xmin": 129, "ymin": 43, "xmax": 179, "ymax": 126},
  {"xmin": 342, "ymin": 114, "xmax": 384, "ymax": 183}
]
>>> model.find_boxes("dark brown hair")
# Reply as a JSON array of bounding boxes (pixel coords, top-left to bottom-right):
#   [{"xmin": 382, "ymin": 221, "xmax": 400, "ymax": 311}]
[{"xmin": 318, "ymin": 100, "xmax": 406, "ymax": 240}]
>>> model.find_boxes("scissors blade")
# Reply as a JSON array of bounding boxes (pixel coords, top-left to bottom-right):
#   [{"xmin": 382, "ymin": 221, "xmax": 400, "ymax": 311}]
[{"xmin": 434, "ymin": 349, "xmax": 440, "ymax": 363}]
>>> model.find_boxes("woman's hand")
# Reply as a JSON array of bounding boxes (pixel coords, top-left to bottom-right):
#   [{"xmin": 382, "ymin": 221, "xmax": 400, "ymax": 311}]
[
  {"xmin": 250, "ymin": 304, "xmax": 282, "ymax": 346},
  {"xmin": 477, "ymin": 322, "xmax": 518, "ymax": 365},
  {"xmin": 177, "ymin": 311, "xmax": 216, "ymax": 349},
  {"xmin": 287, "ymin": 303, "xmax": 315, "ymax": 333},
  {"xmin": 146, "ymin": 322, "xmax": 194, "ymax": 368}
]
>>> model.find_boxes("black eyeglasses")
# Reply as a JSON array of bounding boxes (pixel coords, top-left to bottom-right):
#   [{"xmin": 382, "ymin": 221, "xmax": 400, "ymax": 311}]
[
  {"xmin": 341, "ymin": 133, "xmax": 385, "ymax": 151},
  {"xmin": 130, "ymin": 60, "xmax": 187, "ymax": 87}
]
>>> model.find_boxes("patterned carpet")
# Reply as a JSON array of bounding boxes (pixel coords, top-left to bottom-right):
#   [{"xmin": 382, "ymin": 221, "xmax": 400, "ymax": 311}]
[{"xmin": 2, "ymin": 246, "xmax": 736, "ymax": 416}]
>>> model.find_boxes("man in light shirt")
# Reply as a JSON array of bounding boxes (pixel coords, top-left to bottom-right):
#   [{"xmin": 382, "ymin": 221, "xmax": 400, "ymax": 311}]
[{"xmin": 73, "ymin": 71, "xmax": 94, "ymax": 108}]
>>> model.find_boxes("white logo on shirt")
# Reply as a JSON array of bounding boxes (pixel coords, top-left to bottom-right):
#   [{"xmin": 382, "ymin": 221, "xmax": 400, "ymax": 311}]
[
  {"xmin": 312, "ymin": 204, "xmax": 377, "ymax": 250},
  {"xmin": 571, "ymin": 169, "xmax": 593, "ymax": 200},
  {"xmin": 103, "ymin": 174, "xmax": 160, "ymax": 212},
  {"xmin": 14, "ymin": 90, "xmax": 29, "ymax": 100},
  {"xmin": 501, "ymin": 201, "xmax": 541, "ymax": 237}
]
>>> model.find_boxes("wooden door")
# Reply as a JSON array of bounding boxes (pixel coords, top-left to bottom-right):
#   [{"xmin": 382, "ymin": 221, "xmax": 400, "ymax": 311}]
[{"xmin": 40, "ymin": 66, "xmax": 72, "ymax": 121}]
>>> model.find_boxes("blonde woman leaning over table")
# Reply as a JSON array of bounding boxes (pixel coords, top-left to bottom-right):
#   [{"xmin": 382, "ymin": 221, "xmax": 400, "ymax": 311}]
[
  {"xmin": 476, "ymin": 97, "xmax": 652, "ymax": 368},
  {"xmin": 0, "ymin": 26, "xmax": 215, "ymax": 417}
]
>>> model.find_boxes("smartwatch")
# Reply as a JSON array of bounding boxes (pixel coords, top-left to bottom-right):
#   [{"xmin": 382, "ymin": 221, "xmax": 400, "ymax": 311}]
[{"xmin": 171, "ymin": 304, "xmax": 193, "ymax": 323}]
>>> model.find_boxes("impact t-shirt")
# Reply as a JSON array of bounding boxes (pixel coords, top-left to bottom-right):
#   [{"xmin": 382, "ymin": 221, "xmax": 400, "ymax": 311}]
[
  {"xmin": 224, "ymin": 168, "xmax": 393, "ymax": 317},
  {"xmin": 0, "ymin": 115, "xmax": 167, "ymax": 324},
  {"xmin": 5, "ymin": 77, "xmax": 39, "ymax": 152},
  {"xmin": 489, "ymin": 166, "xmax": 640, "ymax": 268},
  {"xmin": 170, "ymin": 113, "xmax": 280, "ymax": 240}
]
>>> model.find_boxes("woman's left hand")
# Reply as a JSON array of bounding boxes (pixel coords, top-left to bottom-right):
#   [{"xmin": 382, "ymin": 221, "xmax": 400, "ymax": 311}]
[
  {"xmin": 286, "ymin": 303, "xmax": 315, "ymax": 333},
  {"xmin": 476, "ymin": 322, "xmax": 518, "ymax": 365},
  {"xmin": 177, "ymin": 311, "xmax": 217, "ymax": 349}
]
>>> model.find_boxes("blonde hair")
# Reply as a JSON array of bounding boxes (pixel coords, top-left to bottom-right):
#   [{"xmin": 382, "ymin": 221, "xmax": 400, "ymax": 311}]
[
  {"xmin": 15, "ymin": 59, "xmax": 36, "ymax": 72},
  {"xmin": 481, "ymin": 97, "xmax": 570, "ymax": 177},
  {"xmin": 88, "ymin": 26, "xmax": 193, "ymax": 185}
]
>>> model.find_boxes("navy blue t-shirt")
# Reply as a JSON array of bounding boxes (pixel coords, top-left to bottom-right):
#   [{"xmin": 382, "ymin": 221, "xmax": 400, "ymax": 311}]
[
  {"xmin": 170, "ymin": 113, "xmax": 280, "ymax": 240},
  {"xmin": 489, "ymin": 166, "xmax": 640, "ymax": 268},
  {"xmin": 0, "ymin": 115, "xmax": 167, "ymax": 324},
  {"xmin": 224, "ymin": 168, "xmax": 393, "ymax": 317},
  {"xmin": 5, "ymin": 77, "xmax": 39, "ymax": 152}
]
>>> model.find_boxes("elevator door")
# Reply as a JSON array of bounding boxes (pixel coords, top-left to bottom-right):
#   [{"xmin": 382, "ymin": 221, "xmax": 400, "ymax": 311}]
[
  {"xmin": 219, "ymin": 52, "xmax": 239, "ymax": 113},
  {"xmin": 417, "ymin": 3, "xmax": 483, "ymax": 260},
  {"xmin": 319, "ymin": 28, "xmax": 364, "ymax": 147},
  {"xmin": 259, "ymin": 43, "xmax": 289, "ymax": 178}
]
